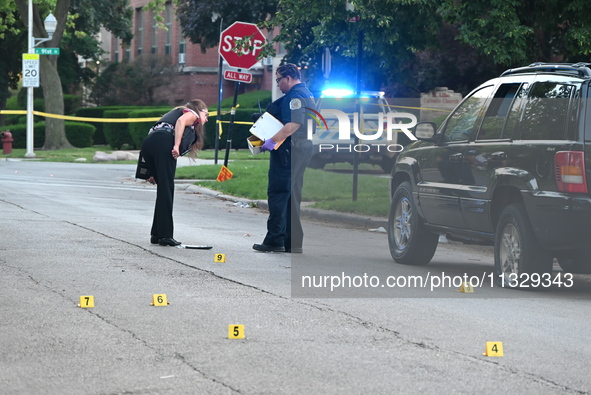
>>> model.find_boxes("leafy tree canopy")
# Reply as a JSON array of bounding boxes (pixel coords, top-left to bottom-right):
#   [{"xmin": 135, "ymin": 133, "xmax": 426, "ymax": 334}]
[
  {"xmin": 147, "ymin": 0, "xmax": 277, "ymax": 52},
  {"xmin": 437, "ymin": 0, "xmax": 591, "ymax": 65}
]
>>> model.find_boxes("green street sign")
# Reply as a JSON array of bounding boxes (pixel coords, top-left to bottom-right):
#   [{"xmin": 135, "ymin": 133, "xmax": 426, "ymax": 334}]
[{"xmin": 35, "ymin": 48, "xmax": 60, "ymax": 55}]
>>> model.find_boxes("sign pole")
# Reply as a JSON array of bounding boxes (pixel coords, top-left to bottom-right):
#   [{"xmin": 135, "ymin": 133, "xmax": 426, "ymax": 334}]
[
  {"xmin": 25, "ymin": 0, "xmax": 35, "ymax": 158},
  {"xmin": 223, "ymin": 80, "xmax": 241, "ymax": 167},
  {"xmin": 352, "ymin": 29, "xmax": 364, "ymax": 201},
  {"xmin": 215, "ymin": 55, "xmax": 223, "ymax": 165}
]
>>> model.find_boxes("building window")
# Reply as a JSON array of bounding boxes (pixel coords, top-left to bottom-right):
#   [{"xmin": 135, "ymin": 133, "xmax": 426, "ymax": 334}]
[
  {"xmin": 164, "ymin": 3, "xmax": 172, "ymax": 55},
  {"xmin": 137, "ymin": 8, "xmax": 144, "ymax": 55},
  {"xmin": 151, "ymin": 11, "xmax": 158, "ymax": 54},
  {"xmin": 178, "ymin": 25, "xmax": 186, "ymax": 65},
  {"xmin": 113, "ymin": 36, "xmax": 119, "ymax": 62}
]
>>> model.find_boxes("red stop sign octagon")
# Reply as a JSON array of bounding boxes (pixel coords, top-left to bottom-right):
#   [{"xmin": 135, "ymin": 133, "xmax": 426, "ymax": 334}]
[{"xmin": 219, "ymin": 22, "xmax": 265, "ymax": 70}]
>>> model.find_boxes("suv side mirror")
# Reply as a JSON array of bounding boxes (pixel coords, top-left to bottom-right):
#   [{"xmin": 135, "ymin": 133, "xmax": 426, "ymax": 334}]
[{"xmin": 414, "ymin": 122, "xmax": 438, "ymax": 141}]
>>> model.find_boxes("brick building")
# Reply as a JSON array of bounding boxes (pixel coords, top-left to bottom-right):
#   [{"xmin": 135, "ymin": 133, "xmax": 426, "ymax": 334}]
[{"xmin": 102, "ymin": 0, "xmax": 283, "ymax": 107}]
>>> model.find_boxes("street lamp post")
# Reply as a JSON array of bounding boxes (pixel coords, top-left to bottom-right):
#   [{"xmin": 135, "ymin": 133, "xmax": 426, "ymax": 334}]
[{"xmin": 25, "ymin": 0, "xmax": 57, "ymax": 158}]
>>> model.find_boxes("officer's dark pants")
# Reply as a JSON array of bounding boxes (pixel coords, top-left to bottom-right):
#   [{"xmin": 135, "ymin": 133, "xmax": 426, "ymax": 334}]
[
  {"xmin": 263, "ymin": 139, "xmax": 313, "ymax": 250},
  {"xmin": 140, "ymin": 130, "xmax": 177, "ymax": 239}
]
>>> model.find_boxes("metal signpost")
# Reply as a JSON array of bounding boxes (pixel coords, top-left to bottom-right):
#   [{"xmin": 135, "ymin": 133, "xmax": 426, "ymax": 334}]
[
  {"xmin": 218, "ymin": 22, "xmax": 265, "ymax": 171},
  {"xmin": 25, "ymin": 0, "xmax": 57, "ymax": 158}
]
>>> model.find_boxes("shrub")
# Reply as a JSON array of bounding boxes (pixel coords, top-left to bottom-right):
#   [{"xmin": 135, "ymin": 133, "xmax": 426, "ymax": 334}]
[
  {"xmin": 75, "ymin": 106, "xmax": 145, "ymax": 146},
  {"xmin": 204, "ymin": 107, "xmax": 257, "ymax": 150},
  {"xmin": 128, "ymin": 107, "xmax": 170, "ymax": 148},
  {"xmin": 64, "ymin": 122, "xmax": 96, "ymax": 148},
  {"xmin": 103, "ymin": 109, "xmax": 134, "ymax": 149},
  {"xmin": 0, "ymin": 121, "xmax": 96, "ymax": 148}
]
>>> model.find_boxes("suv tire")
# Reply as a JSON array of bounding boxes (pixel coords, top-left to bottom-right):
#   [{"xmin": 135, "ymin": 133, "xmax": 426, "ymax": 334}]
[
  {"xmin": 494, "ymin": 203, "xmax": 553, "ymax": 289},
  {"xmin": 388, "ymin": 181, "xmax": 439, "ymax": 265}
]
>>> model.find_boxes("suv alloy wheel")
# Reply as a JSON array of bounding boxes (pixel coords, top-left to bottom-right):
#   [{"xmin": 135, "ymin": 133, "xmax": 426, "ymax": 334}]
[
  {"xmin": 387, "ymin": 181, "xmax": 439, "ymax": 265},
  {"xmin": 494, "ymin": 203, "xmax": 554, "ymax": 289}
]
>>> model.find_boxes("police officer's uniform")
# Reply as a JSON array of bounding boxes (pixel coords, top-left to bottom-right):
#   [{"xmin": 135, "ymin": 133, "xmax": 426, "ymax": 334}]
[{"xmin": 262, "ymin": 82, "xmax": 316, "ymax": 251}]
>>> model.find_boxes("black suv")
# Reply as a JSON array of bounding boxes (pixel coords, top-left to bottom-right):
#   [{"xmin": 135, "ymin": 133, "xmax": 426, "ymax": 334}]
[{"xmin": 388, "ymin": 63, "xmax": 591, "ymax": 288}]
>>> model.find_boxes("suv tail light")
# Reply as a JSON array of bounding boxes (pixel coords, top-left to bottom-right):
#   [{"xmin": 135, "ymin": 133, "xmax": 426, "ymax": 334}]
[{"xmin": 555, "ymin": 151, "xmax": 588, "ymax": 193}]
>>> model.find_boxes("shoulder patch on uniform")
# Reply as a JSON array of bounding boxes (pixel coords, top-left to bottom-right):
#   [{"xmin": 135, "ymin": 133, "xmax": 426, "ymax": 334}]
[{"xmin": 290, "ymin": 98, "xmax": 302, "ymax": 110}]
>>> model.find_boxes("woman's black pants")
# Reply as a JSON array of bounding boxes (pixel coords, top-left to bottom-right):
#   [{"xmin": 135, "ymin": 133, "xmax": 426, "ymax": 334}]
[{"xmin": 140, "ymin": 130, "xmax": 177, "ymax": 239}]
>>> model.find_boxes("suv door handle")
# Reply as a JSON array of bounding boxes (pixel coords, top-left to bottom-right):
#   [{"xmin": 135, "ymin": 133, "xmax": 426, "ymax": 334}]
[
  {"xmin": 449, "ymin": 153, "xmax": 463, "ymax": 162},
  {"xmin": 491, "ymin": 151, "xmax": 506, "ymax": 160}
]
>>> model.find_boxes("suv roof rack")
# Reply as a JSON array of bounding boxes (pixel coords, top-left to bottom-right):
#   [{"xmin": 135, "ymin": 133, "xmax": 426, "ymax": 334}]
[{"xmin": 500, "ymin": 62, "xmax": 591, "ymax": 78}]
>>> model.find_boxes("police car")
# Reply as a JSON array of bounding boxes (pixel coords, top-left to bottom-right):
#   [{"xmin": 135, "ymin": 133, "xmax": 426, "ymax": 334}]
[{"xmin": 308, "ymin": 89, "xmax": 406, "ymax": 173}]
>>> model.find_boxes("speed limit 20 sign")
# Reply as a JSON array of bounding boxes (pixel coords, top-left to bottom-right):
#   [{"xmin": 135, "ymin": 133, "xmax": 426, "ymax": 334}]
[{"xmin": 22, "ymin": 54, "xmax": 40, "ymax": 88}]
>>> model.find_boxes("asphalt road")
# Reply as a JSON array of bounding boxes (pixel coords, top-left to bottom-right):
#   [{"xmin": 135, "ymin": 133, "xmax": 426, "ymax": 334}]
[{"xmin": 1, "ymin": 159, "xmax": 591, "ymax": 394}]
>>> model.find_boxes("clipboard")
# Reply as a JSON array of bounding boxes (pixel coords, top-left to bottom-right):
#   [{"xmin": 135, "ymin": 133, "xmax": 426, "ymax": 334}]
[
  {"xmin": 247, "ymin": 112, "xmax": 285, "ymax": 153},
  {"xmin": 249, "ymin": 112, "xmax": 284, "ymax": 140}
]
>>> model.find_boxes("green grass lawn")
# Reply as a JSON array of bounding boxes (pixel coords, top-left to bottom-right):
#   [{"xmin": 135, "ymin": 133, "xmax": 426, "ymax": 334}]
[
  {"xmin": 3, "ymin": 147, "xmax": 391, "ymax": 217},
  {"xmin": 178, "ymin": 160, "xmax": 390, "ymax": 217}
]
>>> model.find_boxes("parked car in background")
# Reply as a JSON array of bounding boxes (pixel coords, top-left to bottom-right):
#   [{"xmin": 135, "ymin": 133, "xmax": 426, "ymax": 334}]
[
  {"xmin": 388, "ymin": 62, "xmax": 591, "ymax": 288},
  {"xmin": 309, "ymin": 90, "xmax": 411, "ymax": 173}
]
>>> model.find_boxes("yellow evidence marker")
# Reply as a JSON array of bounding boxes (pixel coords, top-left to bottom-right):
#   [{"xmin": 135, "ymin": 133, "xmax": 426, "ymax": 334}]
[
  {"xmin": 79, "ymin": 295, "xmax": 94, "ymax": 308},
  {"xmin": 214, "ymin": 253, "xmax": 226, "ymax": 263},
  {"xmin": 228, "ymin": 325, "xmax": 245, "ymax": 339},
  {"xmin": 459, "ymin": 282, "xmax": 474, "ymax": 293},
  {"xmin": 483, "ymin": 342, "xmax": 504, "ymax": 357},
  {"xmin": 151, "ymin": 294, "xmax": 169, "ymax": 306}
]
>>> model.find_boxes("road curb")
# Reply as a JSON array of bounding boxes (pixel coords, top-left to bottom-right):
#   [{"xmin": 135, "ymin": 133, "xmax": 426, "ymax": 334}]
[{"xmin": 180, "ymin": 183, "xmax": 388, "ymax": 230}]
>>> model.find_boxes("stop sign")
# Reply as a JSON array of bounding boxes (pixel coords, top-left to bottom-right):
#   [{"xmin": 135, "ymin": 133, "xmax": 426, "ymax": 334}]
[{"xmin": 219, "ymin": 22, "xmax": 265, "ymax": 70}]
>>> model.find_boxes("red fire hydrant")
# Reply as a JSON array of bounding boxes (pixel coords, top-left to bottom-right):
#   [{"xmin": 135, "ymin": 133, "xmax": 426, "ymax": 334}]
[{"xmin": 2, "ymin": 131, "xmax": 13, "ymax": 155}]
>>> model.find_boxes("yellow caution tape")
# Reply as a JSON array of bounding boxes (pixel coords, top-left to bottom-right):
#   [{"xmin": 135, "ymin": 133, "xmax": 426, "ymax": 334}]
[{"xmin": 0, "ymin": 110, "xmax": 219, "ymax": 122}]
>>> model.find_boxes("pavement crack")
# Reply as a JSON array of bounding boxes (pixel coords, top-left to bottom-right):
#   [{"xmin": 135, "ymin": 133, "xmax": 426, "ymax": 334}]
[{"xmin": 173, "ymin": 353, "xmax": 242, "ymax": 393}]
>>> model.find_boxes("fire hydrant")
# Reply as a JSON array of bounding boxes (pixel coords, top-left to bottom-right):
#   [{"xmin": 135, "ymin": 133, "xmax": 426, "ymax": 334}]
[{"xmin": 1, "ymin": 131, "xmax": 13, "ymax": 155}]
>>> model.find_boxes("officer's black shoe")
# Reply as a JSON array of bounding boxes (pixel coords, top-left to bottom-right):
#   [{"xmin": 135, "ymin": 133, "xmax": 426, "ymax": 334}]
[
  {"xmin": 252, "ymin": 243, "xmax": 285, "ymax": 252},
  {"xmin": 151, "ymin": 236, "xmax": 159, "ymax": 244},
  {"xmin": 159, "ymin": 237, "xmax": 181, "ymax": 246}
]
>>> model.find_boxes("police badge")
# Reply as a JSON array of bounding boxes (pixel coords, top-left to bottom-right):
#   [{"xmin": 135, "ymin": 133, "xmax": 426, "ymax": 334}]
[{"xmin": 290, "ymin": 98, "xmax": 302, "ymax": 110}]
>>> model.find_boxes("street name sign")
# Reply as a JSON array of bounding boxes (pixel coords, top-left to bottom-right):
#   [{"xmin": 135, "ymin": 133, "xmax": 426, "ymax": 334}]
[{"xmin": 35, "ymin": 47, "xmax": 60, "ymax": 55}]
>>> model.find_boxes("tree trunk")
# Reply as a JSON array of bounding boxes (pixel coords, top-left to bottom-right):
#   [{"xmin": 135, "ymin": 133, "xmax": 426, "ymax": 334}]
[{"xmin": 40, "ymin": 54, "xmax": 71, "ymax": 149}]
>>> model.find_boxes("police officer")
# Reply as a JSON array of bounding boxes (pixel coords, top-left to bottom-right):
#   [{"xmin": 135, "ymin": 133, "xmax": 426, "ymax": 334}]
[{"xmin": 253, "ymin": 64, "xmax": 316, "ymax": 253}]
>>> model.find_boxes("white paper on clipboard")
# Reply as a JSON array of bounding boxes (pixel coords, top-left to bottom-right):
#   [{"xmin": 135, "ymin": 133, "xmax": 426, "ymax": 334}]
[{"xmin": 249, "ymin": 112, "xmax": 284, "ymax": 141}]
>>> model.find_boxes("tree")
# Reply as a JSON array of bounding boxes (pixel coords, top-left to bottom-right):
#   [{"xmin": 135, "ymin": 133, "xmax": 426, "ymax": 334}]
[
  {"xmin": 14, "ymin": 0, "xmax": 73, "ymax": 150},
  {"xmin": 437, "ymin": 0, "xmax": 591, "ymax": 65},
  {"xmin": 145, "ymin": 0, "xmax": 277, "ymax": 53},
  {"xmin": 90, "ymin": 54, "xmax": 175, "ymax": 106},
  {"xmin": 0, "ymin": 10, "xmax": 26, "ymax": 126},
  {"xmin": 11, "ymin": 0, "xmax": 133, "ymax": 150},
  {"xmin": 259, "ymin": 0, "xmax": 591, "ymax": 96},
  {"xmin": 260, "ymin": 0, "xmax": 442, "ymax": 94}
]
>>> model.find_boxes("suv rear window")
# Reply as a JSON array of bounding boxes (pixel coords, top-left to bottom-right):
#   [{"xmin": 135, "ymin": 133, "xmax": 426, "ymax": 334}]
[{"xmin": 511, "ymin": 82, "xmax": 577, "ymax": 140}]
